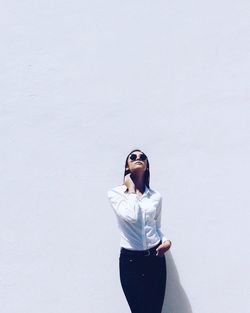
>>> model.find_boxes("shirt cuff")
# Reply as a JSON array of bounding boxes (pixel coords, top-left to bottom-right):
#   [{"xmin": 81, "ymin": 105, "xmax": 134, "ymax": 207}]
[{"xmin": 161, "ymin": 235, "xmax": 168, "ymax": 243}]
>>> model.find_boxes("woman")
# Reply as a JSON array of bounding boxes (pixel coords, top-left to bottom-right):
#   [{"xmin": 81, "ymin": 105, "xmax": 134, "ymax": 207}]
[{"xmin": 107, "ymin": 149, "xmax": 172, "ymax": 313}]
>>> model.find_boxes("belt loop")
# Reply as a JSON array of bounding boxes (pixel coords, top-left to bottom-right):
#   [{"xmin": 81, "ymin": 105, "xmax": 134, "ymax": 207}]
[{"xmin": 145, "ymin": 249, "xmax": 150, "ymax": 256}]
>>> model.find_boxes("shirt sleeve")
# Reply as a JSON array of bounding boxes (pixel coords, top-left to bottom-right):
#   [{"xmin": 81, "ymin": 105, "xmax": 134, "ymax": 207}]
[
  {"xmin": 155, "ymin": 195, "xmax": 168, "ymax": 243},
  {"xmin": 107, "ymin": 189, "xmax": 140, "ymax": 223}
]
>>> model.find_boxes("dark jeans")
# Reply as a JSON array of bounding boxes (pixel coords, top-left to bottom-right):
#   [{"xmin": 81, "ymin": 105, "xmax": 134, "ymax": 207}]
[{"xmin": 119, "ymin": 241, "xmax": 167, "ymax": 313}]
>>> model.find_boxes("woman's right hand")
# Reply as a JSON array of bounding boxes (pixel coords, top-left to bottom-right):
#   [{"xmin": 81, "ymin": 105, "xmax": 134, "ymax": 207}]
[{"xmin": 124, "ymin": 173, "xmax": 136, "ymax": 193}]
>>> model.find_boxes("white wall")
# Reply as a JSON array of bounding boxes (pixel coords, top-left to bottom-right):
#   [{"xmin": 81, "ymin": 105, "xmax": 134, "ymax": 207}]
[{"xmin": 1, "ymin": 1, "xmax": 249, "ymax": 313}]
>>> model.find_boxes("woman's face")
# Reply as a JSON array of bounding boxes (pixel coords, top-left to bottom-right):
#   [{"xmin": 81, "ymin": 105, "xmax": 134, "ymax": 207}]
[{"xmin": 126, "ymin": 151, "xmax": 148, "ymax": 174}]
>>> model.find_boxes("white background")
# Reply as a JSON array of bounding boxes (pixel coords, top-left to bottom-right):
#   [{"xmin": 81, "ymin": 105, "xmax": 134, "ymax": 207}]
[{"xmin": 1, "ymin": 1, "xmax": 249, "ymax": 313}]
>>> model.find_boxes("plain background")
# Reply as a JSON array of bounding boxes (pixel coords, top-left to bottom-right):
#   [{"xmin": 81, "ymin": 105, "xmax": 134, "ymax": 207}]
[{"xmin": 1, "ymin": 1, "xmax": 249, "ymax": 313}]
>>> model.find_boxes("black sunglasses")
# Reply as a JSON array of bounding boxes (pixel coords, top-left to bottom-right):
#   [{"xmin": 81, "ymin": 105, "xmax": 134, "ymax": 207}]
[{"xmin": 129, "ymin": 153, "xmax": 147, "ymax": 161}]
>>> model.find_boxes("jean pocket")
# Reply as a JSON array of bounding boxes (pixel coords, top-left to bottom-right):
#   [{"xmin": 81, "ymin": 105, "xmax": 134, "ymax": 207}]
[
  {"xmin": 120, "ymin": 255, "xmax": 138, "ymax": 268},
  {"xmin": 120, "ymin": 254, "xmax": 135, "ymax": 262}
]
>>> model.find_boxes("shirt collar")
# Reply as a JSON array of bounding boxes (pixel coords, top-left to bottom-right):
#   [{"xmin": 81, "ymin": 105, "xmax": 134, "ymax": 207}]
[{"xmin": 121, "ymin": 184, "xmax": 151, "ymax": 197}]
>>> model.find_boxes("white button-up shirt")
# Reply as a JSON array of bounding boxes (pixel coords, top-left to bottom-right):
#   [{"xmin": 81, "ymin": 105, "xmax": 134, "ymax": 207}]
[{"xmin": 107, "ymin": 184, "xmax": 168, "ymax": 250}]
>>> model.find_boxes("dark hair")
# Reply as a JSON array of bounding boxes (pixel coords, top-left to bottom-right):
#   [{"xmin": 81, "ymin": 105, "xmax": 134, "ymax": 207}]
[{"xmin": 123, "ymin": 149, "xmax": 150, "ymax": 188}]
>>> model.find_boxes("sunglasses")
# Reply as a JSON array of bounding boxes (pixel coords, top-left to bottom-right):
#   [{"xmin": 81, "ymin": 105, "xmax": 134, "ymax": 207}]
[{"xmin": 129, "ymin": 153, "xmax": 147, "ymax": 161}]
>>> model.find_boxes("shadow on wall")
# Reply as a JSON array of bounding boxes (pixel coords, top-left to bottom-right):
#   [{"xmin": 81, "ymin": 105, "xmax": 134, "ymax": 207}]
[{"xmin": 162, "ymin": 252, "xmax": 193, "ymax": 313}]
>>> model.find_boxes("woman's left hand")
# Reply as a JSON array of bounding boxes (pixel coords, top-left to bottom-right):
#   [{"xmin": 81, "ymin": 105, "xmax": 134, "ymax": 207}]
[{"xmin": 156, "ymin": 240, "xmax": 172, "ymax": 257}]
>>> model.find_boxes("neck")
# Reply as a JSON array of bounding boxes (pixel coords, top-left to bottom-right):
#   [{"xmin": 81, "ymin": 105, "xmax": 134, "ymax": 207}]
[{"xmin": 132, "ymin": 172, "xmax": 146, "ymax": 193}]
